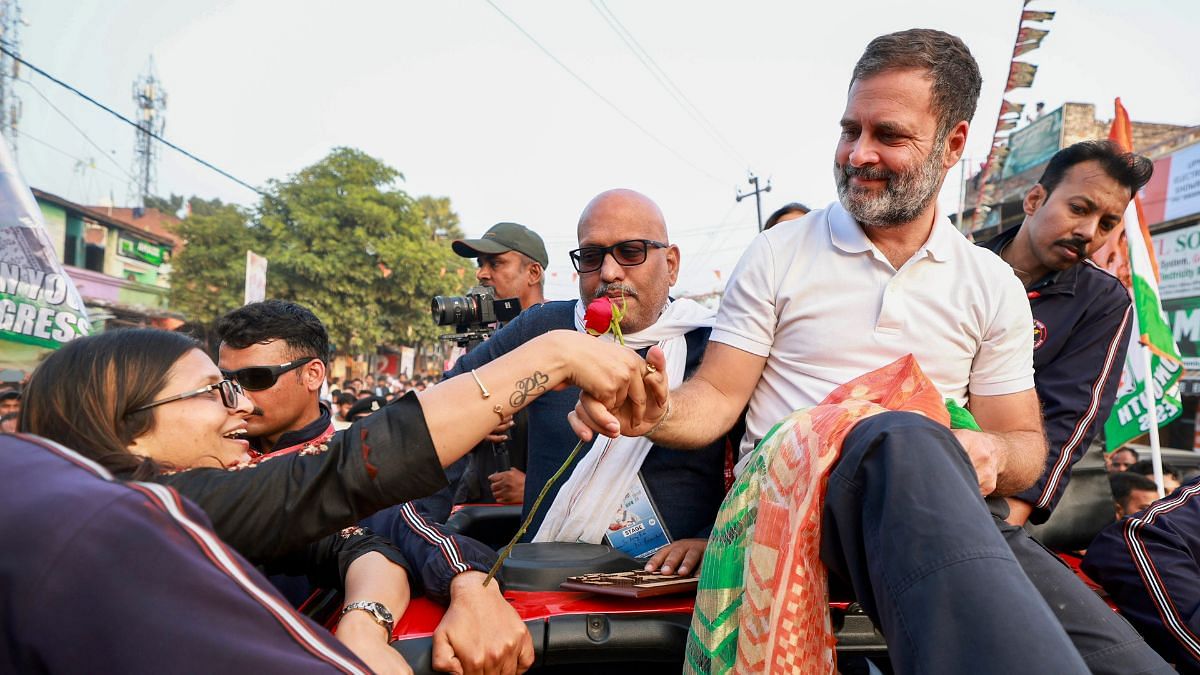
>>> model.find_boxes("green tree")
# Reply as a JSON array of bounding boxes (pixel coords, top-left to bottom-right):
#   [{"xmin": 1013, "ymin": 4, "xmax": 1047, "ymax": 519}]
[
  {"xmin": 145, "ymin": 193, "xmax": 184, "ymax": 214},
  {"xmin": 413, "ymin": 195, "xmax": 465, "ymax": 241},
  {"xmin": 258, "ymin": 148, "xmax": 470, "ymax": 353},
  {"xmin": 168, "ymin": 200, "xmax": 265, "ymax": 334}
]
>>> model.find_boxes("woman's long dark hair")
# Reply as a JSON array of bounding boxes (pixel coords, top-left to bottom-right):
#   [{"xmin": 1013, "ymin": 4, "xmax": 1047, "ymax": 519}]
[{"xmin": 22, "ymin": 328, "xmax": 200, "ymax": 480}]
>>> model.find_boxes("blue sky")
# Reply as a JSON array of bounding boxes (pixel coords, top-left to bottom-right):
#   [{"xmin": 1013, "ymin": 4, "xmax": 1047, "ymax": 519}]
[{"xmin": 13, "ymin": 0, "xmax": 1200, "ymax": 298}]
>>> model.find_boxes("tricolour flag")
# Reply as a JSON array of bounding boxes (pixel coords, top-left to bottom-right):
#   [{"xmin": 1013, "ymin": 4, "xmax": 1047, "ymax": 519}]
[
  {"xmin": 1103, "ymin": 98, "xmax": 1184, "ymax": 449},
  {"xmin": 0, "ymin": 131, "xmax": 92, "ymax": 353}
]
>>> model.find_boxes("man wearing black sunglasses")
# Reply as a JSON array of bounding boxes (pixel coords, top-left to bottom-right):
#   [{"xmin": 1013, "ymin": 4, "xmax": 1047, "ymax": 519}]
[
  {"xmin": 442, "ymin": 188, "xmax": 732, "ymax": 577},
  {"xmin": 215, "ymin": 299, "xmax": 531, "ymax": 674}
]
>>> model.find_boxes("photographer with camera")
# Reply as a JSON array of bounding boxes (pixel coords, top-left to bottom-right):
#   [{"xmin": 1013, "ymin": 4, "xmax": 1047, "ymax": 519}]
[
  {"xmin": 452, "ymin": 221, "xmax": 548, "ymax": 316},
  {"xmin": 424, "ymin": 222, "xmax": 550, "ymax": 516}
]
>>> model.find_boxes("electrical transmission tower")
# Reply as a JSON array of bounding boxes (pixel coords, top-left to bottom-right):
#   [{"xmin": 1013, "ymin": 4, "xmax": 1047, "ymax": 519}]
[
  {"xmin": 0, "ymin": 0, "xmax": 22, "ymax": 153},
  {"xmin": 129, "ymin": 59, "xmax": 166, "ymax": 207}
]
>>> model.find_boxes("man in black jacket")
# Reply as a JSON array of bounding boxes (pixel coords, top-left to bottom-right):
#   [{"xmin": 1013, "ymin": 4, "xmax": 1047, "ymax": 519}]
[
  {"xmin": 1084, "ymin": 476, "xmax": 1200, "ymax": 673},
  {"xmin": 215, "ymin": 299, "xmax": 530, "ymax": 675},
  {"xmin": 982, "ymin": 140, "xmax": 1152, "ymax": 527}
]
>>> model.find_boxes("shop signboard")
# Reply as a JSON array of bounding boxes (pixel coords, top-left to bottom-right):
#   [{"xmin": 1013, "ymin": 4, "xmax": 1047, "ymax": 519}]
[
  {"xmin": 1153, "ymin": 224, "xmax": 1200, "ymax": 388},
  {"xmin": 1153, "ymin": 221, "xmax": 1200, "ymax": 301},
  {"xmin": 117, "ymin": 234, "xmax": 166, "ymax": 266},
  {"xmin": 1143, "ymin": 141, "xmax": 1200, "ymax": 225},
  {"xmin": 1165, "ymin": 295, "xmax": 1200, "ymax": 374},
  {"xmin": 1000, "ymin": 107, "xmax": 1064, "ymax": 179}
]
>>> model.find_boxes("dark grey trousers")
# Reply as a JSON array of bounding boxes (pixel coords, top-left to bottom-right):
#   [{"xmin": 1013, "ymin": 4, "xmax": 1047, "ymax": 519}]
[{"xmin": 820, "ymin": 411, "xmax": 1170, "ymax": 674}]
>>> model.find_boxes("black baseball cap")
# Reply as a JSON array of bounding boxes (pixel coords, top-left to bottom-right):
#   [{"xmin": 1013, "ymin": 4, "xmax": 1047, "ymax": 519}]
[
  {"xmin": 346, "ymin": 396, "xmax": 387, "ymax": 421},
  {"xmin": 0, "ymin": 388, "xmax": 19, "ymax": 401},
  {"xmin": 453, "ymin": 222, "xmax": 549, "ymax": 268}
]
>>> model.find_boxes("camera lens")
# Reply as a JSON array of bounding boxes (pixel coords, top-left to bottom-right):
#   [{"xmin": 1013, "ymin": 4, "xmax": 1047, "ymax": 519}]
[{"xmin": 431, "ymin": 295, "xmax": 477, "ymax": 326}]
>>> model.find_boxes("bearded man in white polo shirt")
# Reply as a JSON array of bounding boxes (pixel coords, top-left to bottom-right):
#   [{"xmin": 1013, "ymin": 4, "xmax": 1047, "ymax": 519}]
[{"xmin": 575, "ymin": 28, "xmax": 1169, "ymax": 674}]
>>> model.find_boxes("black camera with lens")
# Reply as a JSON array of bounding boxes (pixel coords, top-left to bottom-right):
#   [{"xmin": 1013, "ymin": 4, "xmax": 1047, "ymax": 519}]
[{"xmin": 431, "ymin": 285, "xmax": 521, "ymax": 347}]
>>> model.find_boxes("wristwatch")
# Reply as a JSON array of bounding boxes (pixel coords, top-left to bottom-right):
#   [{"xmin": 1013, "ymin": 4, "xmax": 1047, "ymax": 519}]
[{"xmin": 340, "ymin": 601, "xmax": 395, "ymax": 636}]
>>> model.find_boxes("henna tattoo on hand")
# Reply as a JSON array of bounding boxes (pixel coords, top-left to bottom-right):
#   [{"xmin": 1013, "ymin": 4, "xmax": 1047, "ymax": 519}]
[{"xmin": 510, "ymin": 371, "xmax": 550, "ymax": 408}]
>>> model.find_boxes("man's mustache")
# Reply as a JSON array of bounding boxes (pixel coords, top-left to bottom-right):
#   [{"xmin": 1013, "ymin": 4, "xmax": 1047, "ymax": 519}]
[
  {"xmin": 1055, "ymin": 237, "xmax": 1088, "ymax": 259},
  {"xmin": 248, "ymin": 406, "xmax": 265, "ymax": 417},
  {"xmin": 595, "ymin": 282, "xmax": 638, "ymax": 299},
  {"xmin": 841, "ymin": 164, "xmax": 895, "ymax": 182}
]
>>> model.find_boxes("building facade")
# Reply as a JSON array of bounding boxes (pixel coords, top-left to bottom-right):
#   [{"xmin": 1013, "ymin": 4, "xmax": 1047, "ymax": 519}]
[{"xmin": 33, "ymin": 189, "xmax": 183, "ymax": 330}]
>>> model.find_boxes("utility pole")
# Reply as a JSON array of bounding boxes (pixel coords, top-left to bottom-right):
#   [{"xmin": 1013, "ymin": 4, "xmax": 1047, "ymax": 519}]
[
  {"xmin": 0, "ymin": 0, "xmax": 22, "ymax": 154},
  {"xmin": 736, "ymin": 173, "xmax": 771, "ymax": 232},
  {"xmin": 130, "ymin": 58, "xmax": 166, "ymax": 208}
]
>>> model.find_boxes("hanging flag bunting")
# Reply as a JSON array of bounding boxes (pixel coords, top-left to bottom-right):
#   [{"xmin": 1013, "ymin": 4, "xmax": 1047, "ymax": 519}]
[
  {"xmin": 1006, "ymin": 62, "xmax": 1039, "ymax": 90},
  {"xmin": 1016, "ymin": 26, "xmax": 1050, "ymax": 44},
  {"xmin": 1022, "ymin": 10, "xmax": 1056, "ymax": 22},
  {"xmin": 974, "ymin": 5, "xmax": 1054, "ymax": 228},
  {"xmin": 999, "ymin": 100, "xmax": 1025, "ymax": 117},
  {"xmin": 0, "ymin": 132, "xmax": 92, "ymax": 350},
  {"xmin": 1013, "ymin": 42, "xmax": 1043, "ymax": 58},
  {"xmin": 1102, "ymin": 98, "xmax": 1184, "ymax": 449}
]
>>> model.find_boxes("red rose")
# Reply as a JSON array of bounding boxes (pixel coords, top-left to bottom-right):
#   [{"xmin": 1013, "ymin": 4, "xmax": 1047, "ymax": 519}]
[{"xmin": 584, "ymin": 297, "xmax": 615, "ymax": 335}]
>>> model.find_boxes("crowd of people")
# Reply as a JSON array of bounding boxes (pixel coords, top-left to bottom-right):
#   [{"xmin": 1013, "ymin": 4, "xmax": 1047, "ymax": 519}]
[{"xmin": 5, "ymin": 26, "xmax": 1200, "ymax": 675}]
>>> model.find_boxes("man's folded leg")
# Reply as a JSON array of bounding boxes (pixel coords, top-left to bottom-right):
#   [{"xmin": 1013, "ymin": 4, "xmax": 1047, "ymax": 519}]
[
  {"xmin": 820, "ymin": 411, "xmax": 1088, "ymax": 674},
  {"xmin": 991, "ymin": 510, "xmax": 1173, "ymax": 674}
]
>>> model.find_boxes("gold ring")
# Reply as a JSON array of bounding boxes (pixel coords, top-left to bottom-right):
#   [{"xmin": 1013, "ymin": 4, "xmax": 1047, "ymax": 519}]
[{"xmin": 646, "ymin": 363, "xmax": 657, "ymax": 375}]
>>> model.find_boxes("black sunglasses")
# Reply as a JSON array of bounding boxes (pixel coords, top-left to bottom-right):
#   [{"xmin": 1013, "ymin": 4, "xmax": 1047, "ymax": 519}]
[
  {"xmin": 568, "ymin": 239, "xmax": 668, "ymax": 274},
  {"xmin": 132, "ymin": 379, "xmax": 245, "ymax": 413},
  {"xmin": 221, "ymin": 356, "xmax": 319, "ymax": 391}
]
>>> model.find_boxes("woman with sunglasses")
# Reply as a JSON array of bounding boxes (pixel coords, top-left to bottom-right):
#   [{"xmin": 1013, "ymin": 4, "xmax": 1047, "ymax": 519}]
[
  {"xmin": 23, "ymin": 329, "xmax": 419, "ymax": 673},
  {"xmin": 22, "ymin": 326, "xmax": 663, "ymax": 674}
]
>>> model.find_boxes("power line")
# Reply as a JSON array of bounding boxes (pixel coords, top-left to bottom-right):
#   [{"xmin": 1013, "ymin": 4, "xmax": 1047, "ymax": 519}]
[
  {"xmin": 482, "ymin": 0, "xmax": 726, "ymax": 186},
  {"xmin": 19, "ymin": 130, "xmax": 135, "ymax": 186},
  {"xmin": 589, "ymin": 0, "xmax": 748, "ymax": 168},
  {"xmin": 0, "ymin": 42, "xmax": 266, "ymax": 198},
  {"xmin": 19, "ymin": 78, "xmax": 138, "ymax": 183}
]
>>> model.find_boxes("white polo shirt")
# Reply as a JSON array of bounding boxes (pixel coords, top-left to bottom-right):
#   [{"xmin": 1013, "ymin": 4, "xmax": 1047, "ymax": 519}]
[{"xmin": 712, "ymin": 201, "xmax": 1034, "ymax": 459}]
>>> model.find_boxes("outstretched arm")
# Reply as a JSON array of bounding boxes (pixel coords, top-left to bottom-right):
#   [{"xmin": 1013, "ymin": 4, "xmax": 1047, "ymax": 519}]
[
  {"xmin": 570, "ymin": 342, "xmax": 767, "ymax": 449},
  {"xmin": 419, "ymin": 330, "xmax": 658, "ymax": 466}
]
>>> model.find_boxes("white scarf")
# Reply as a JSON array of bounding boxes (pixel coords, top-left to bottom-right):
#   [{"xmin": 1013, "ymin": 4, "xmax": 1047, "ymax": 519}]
[{"xmin": 533, "ymin": 297, "xmax": 715, "ymax": 545}]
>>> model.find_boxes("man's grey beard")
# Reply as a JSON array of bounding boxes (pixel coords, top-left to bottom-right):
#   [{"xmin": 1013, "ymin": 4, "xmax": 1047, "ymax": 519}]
[{"xmin": 835, "ymin": 141, "xmax": 946, "ymax": 229}]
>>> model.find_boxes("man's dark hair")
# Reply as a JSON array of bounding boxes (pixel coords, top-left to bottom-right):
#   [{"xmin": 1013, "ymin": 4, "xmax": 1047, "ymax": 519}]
[
  {"xmin": 1110, "ymin": 471, "xmax": 1158, "ymax": 508},
  {"xmin": 215, "ymin": 300, "xmax": 331, "ymax": 364},
  {"xmin": 1128, "ymin": 460, "xmax": 1181, "ymax": 481},
  {"xmin": 1111, "ymin": 446, "xmax": 1139, "ymax": 462},
  {"xmin": 851, "ymin": 28, "xmax": 982, "ymax": 141},
  {"xmin": 764, "ymin": 203, "xmax": 811, "ymax": 230},
  {"xmin": 335, "ymin": 392, "xmax": 356, "ymax": 406},
  {"xmin": 1037, "ymin": 140, "xmax": 1154, "ymax": 199}
]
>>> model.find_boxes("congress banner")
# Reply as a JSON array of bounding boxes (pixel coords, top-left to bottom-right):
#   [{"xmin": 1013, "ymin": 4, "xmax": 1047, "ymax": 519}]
[{"xmin": 0, "ymin": 132, "xmax": 91, "ymax": 350}]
